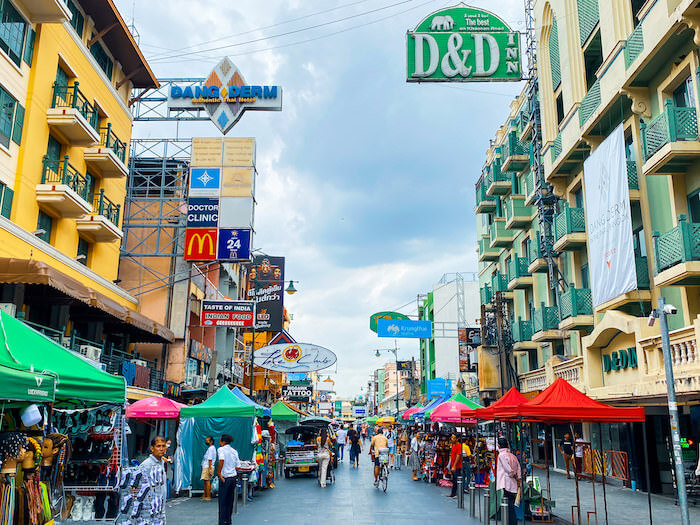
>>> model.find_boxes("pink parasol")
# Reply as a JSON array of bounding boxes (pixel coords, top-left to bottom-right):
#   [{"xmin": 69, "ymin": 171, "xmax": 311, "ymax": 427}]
[
  {"xmin": 429, "ymin": 400, "xmax": 477, "ymax": 423},
  {"xmin": 126, "ymin": 397, "xmax": 186, "ymax": 420},
  {"xmin": 401, "ymin": 404, "xmax": 423, "ymax": 420}
]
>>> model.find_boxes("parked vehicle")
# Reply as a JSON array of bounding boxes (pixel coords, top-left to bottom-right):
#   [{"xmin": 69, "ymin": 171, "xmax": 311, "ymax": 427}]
[{"xmin": 284, "ymin": 425, "xmax": 319, "ymax": 478}]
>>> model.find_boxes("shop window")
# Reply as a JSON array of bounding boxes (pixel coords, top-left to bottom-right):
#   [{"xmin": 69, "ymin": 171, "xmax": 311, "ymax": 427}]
[
  {"xmin": 688, "ymin": 190, "xmax": 700, "ymax": 224},
  {"xmin": 630, "ymin": 0, "xmax": 645, "ymax": 27},
  {"xmin": 555, "ymin": 90, "xmax": 565, "ymax": 126},
  {"xmin": 76, "ymin": 237, "xmax": 89, "ymax": 266},
  {"xmin": 36, "ymin": 210, "xmax": 52, "ymax": 244},
  {"xmin": 672, "ymin": 75, "xmax": 695, "ymax": 108},
  {"xmin": 0, "ymin": 0, "xmax": 26, "ymax": 66},
  {"xmin": 582, "ymin": 30, "xmax": 603, "ymax": 90},
  {"xmin": 65, "ymin": 0, "xmax": 84, "ymax": 38},
  {"xmin": 90, "ymin": 40, "xmax": 113, "ymax": 81}
]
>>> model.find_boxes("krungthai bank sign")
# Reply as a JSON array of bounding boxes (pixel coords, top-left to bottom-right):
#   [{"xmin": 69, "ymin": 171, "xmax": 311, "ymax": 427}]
[
  {"xmin": 167, "ymin": 57, "xmax": 282, "ymax": 134},
  {"xmin": 406, "ymin": 4, "xmax": 521, "ymax": 82}
]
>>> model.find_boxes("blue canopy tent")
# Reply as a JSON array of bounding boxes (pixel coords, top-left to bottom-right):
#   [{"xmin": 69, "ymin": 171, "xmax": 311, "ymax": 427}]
[
  {"xmin": 413, "ymin": 394, "xmax": 450, "ymax": 420},
  {"xmin": 230, "ymin": 386, "xmax": 271, "ymax": 417}
]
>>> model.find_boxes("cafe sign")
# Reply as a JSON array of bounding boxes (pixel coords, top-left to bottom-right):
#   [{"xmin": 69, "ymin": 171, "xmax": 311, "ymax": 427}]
[
  {"xmin": 253, "ymin": 343, "xmax": 337, "ymax": 372},
  {"xmin": 406, "ymin": 4, "xmax": 521, "ymax": 82}
]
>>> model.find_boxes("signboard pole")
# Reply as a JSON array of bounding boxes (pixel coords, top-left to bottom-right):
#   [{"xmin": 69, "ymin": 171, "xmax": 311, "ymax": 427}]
[{"xmin": 249, "ymin": 277, "xmax": 257, "ymax": 398}]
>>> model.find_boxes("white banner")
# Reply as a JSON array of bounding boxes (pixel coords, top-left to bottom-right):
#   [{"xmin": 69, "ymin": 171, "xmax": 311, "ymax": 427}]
[{"xmin": 583, "ymin": 124, "xmax": 637, "ymax": 307}]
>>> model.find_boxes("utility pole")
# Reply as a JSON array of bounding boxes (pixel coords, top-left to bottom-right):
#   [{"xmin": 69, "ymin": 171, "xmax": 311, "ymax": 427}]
[{"xmin": 248, "ymin": 275, "xmax": 257, "ymax": 398}]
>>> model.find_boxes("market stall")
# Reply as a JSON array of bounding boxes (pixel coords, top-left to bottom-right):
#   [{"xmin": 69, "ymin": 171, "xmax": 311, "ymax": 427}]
[
  {"xmin": 270, "ymin": 401, "xmax": 299, "ymax": 453},
  {"xmin": 125, "ymin": 397, "xmax": 185, "ymax": 462}
]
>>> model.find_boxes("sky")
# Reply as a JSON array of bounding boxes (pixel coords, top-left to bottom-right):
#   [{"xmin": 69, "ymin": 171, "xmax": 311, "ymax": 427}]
[{"xmin": 118, "ymin": 0, "xmax": 525, "ymax": 398}]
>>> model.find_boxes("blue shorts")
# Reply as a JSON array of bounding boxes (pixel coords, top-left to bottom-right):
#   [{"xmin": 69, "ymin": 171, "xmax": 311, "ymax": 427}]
[{"xmin": 389, "ymin": 446, "xmax": 396, "ymax": 454}]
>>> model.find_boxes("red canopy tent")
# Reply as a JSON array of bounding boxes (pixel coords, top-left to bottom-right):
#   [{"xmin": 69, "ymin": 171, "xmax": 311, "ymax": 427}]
[{"xmin": 460, "ymin": 387, "xmax": 529, "ymax": 420}]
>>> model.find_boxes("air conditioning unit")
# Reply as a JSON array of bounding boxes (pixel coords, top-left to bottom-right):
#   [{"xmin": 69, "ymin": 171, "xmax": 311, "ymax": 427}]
[
  {"xmin": 80, "ymin": 345, "xmax": 102, "ymax": 362},
  {"xmin": 131, "ymin": 359, "xmax": 148, "ymax": 367},
  {"xmin": 191, "ymin": 374, "xmax": 204, "ymax": 388}
]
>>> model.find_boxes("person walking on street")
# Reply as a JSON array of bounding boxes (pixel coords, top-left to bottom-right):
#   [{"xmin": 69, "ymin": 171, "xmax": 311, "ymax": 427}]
[
  {"xmin": 139, "ymin": 436, "xmax": 168, "ymax": 504},
  {"xmin": 336, "ymin": 426, "xmax": 348, "ymax": 461},
  {"xmin": 448, "ymin": 434, "xmax": 463, "ymax": 498},
  {"xmin": 349, "ymin": 426, "xmax": 362, "ymax": 468},
  {"xmin": 496, "ymin": 437, "xmax": 521, "ymax": 525},
  {"xmin": 558, "ymin": 432, "xmax": 575, "ymax": 479},
  {"xmin": 317, "ymin": 428, "xmax": 333, "ymax": 487},
  {"xmin": 386, "ymin": 427, "xmax": 396, "ymax": 469},
  {"xmin": 574, "ymin": 432, "xmax": 585, "ymax": 479},
  {"xmin": 216, "ymin": 434, "xmax": 241, "ymax": 525},
  {"xmin": 200, "ymin": 436, "xmax": 216, "ymax": 501},
  {"xmin": 409, "ymin": 432, "xmax": 421, "ymax": 480},
  {"xmin": 361, "ymin": 424, "xmax": 367, "ymax": 443}
]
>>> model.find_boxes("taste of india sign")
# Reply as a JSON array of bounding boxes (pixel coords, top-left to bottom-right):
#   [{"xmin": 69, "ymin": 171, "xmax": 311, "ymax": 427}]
[{"xmin": 406, "ymin": 4, "xmax": 521, "ymax": 82}]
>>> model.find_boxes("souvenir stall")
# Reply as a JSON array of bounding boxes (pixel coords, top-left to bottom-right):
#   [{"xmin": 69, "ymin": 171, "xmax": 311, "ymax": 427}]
[{"xmin": 174, "ymin": 387, "xmax": 255, "ymax": 495}]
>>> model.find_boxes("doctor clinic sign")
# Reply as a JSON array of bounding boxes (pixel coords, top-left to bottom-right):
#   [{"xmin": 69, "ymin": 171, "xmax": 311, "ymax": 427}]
[{"xmin": 406, "ymin": 5, "xmax": 521, "ymax": 82}]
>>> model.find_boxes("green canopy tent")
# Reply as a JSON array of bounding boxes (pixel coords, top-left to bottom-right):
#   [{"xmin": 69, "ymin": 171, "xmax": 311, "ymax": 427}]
[
  {"xmin": 365, "ymin": 415, "xmax": 379, "ymax": 425},
  {"xmin": 176, "ymin": 386, "xmax": 256, "ymax": 492},
  {"xmin": 424, "ymin": 392, "xmax": 482, "ymax": 419},
  {"xmin": 270, "ymin": 401, "xmax": 300, "ymax": 421},
  {"xmin": 0, "ymin": 365, "xmax": 56, "ymax": 404},
  {"xmin": 0, "ymin": 311, "xmax": 125, "ymax": 406}
]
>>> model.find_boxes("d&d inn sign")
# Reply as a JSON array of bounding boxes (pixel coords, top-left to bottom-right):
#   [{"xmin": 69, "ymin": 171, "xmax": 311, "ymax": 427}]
[
  {"xmin": 406, "ymin": 4, "xmax": 521, "ymax": 82},
  {"xmin": 603, "ymin": 347, "xmax": 639, "ymax": 373}
]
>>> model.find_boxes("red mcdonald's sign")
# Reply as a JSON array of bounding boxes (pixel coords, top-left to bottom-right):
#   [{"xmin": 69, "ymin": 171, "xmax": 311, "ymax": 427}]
[{"xmin": 184, "ymin": 228, "xmax": 218, "ymax": 261}]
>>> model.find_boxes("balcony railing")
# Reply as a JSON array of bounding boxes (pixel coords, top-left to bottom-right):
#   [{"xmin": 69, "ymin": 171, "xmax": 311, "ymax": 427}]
[
  {"xmin": 507, "ymin": 256, "xmax": 531, "ymax": 282},
  {"xmin": 551, "ymin": 133, "xmax": 562, "ymax": 163},
  {"xmin": 528, "ymin": 236, "xmax": 548, "ymax": 263},
  {"xmin": 98, "ymin": 123, "xmax": 127, "ymax": 164},
  {"xmin": 520, "ymin": 368, "xmax": 546, "ymax": 393},
  {"xmin": 480, "ymin": 285, "xmax": 492, "ymax": 305},
  {"xmin": 51, "ymin": 82, "xmax": 100, "ymax": 130},
  {"xmin": 511, "ymin": 318, "xmax": 533, "ymax": 343},
  {"xmin": 554, "ymin": 206, "xmax": 586, "ymax": 241},
  {"xmin": 624, "ymin": 24, "xmax": 644, "ymax": 68},
  {"xmin": 101, "ymin": 348, "xmax": 164, "ymax": 392},
  {"xmin": 489, "ymin": 220, "xmax": 513, "ymax": 247},
  {"xmin": 534, "ymin": 304, "xmax": 559, "ymax": 333},
  {"xmin": 478, "ymin": 236, "xmax": 500, "ymax": 260},
  {"xmin": 553, "ymin": 356, "xmax": 584, "ymax": 385},
  {"xmin": 635, "ymin": 256, "xmax": 650, "ymax": 289},
  {"xmin": 505, "ymin": 196, "xmax": 534, "ymax": 226},
  {"xmin": 93, "ymin": 189, "xmax": 120, "ymax": 226},
  {"xmin": 579, "ymin": 78, "xmax": 601, "ymax": 127},
  {"xmin": 559, "ymin": 287, "xmax": 593, "ymax": 320},
  {"xmin": 491, "ymin": 272, "xmax": 509, "ymax": 293},
  {"xmin": 627, "ymin": 159, "xmax": 639, "ymax": 190},
  {"xmin": 41, "ymin": 156, "xmax": 93, "ymax": 202},
  {"xmin": 641, "ymin": 100, "xmax": 698, "ymax": 161},
  {"xmin": 475, "ymin": 181, "xmax": 496, "ymax": 208},
  {"xmin": 653, "ymin": 215, "xmax": 700, "ymax": 273},
  {"xmin": 502, "ymin": 131, "xmax": 529, "ymax": 172}
]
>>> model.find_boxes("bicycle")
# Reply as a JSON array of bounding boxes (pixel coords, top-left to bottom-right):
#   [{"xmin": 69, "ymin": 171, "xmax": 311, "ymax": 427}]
[{"xmin": 377, "ymin": 448, "xmax": 390, "ymax": 492}]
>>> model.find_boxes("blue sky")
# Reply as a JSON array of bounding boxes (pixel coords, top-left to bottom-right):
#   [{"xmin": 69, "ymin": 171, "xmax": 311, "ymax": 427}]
[{"xmin": 120, "ymin": 0, "xmax": 524, "ymax": 397}]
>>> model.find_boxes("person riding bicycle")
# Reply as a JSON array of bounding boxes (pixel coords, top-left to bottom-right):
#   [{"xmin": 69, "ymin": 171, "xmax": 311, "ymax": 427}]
[{"xmin": 369, "ymin": 428, "xmax": 389, "ymax": 487}]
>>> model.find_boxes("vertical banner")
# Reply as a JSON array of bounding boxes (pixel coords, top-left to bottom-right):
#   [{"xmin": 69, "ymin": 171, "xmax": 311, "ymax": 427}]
[
  {"xmin": 583, "ymin": 124, "xmax": 636, "ymax": 307},
  {"xmin": 459, "ymin": 328, "xmax": 480, "ymax": 372},
  {"xmin": 245, "ymin": 256, "xmax": 285, "ymax": 331}
]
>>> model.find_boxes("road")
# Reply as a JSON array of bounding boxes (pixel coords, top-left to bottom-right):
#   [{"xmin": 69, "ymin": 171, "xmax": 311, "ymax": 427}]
[{"xmin": 166, "ymin": 453, "xmax": 479, "ymax": 524}]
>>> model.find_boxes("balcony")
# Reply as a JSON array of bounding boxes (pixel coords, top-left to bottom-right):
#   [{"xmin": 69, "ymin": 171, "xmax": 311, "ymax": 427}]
[
  {"xmin": 511, "ymin": 318, "xmax": 538, "ymax": 351},
  {"xmin": 627, "ymin": 159, "xmax": 640, "ymax": 199},
  {"xmin": 505, "ymin": 194, "xmax": 535, "ymax": 229},
  {"xmin": 623, "ymin": 23, "xmax": 644, "ymax": 69},
  {"xmin": 76, "ymin": 190, "xmax": 122, "ymax": 243},
  {"xmin": 475, "ymin": 181, "xmax": 496, "ymax": 214},
  {"xmin": 480, "ymin": 285, "xmax": 492, "ymax": 306},
  {"xmin": 36, "ymin": 156, "xmax": 93, "ymax": 218},
  {"xmin": 491, "ymin": 272, "xmax": 513, "ymax": 300},
  {"xmin": 528, "ymin": 236, "xmax": 549, "ymax": 273},
  {"xmin": 553, "ymin": 206, "xmax": 587, "ymax": 251},
  {"xmin": 47, "ymin": 83, "xmax": 100, "ymax": 146},
  {"xmin": 507, "ymin": 256, "xmax": 532, "ymax": 290},
  {"xmin": 489, "ymin": 218, "xmax": 515, "ymax": 248},
  {"xmin": 519, "ymin": 106, "xmax": 534, "ymax": 143},
  {"xmin": 16, "ymin": 0, "xmax": 71, "ymax": 23},
  {"xmin": 641, "ymin": 101, "xmax": 700, "ymax": 175},
  {"xmin": 578, "ymin": 78, "xmax": 601, "ymax": 128},
  {"xmin": 84, "ymin": 124, "xmax": 128, "ymax": 178},
  {"xmin": 478, "ymin": 236, "xmax": 501, "ymax": 263},
  {"xmin": 653, "ymin": 215, "xmax": 700, "ymax": 286},
  {"xmin": 552, "ymin": 356, "xmax": 584, "ymax": 389},
  {"xmin": 559, "ymin": 287, "xmax": 594, "ymax": 331},
  {"xmin": 501, "ymin": 132, "xmax": 530, "ymax": 173},
  {"xmin": 101, "ymin": 349, "xmax": 164, "ymax": 392},
  {"xmin": 596, "ymin": 256, "xmax": 652, "ymax": 310},
  {"xmin": 520, "ymin": 367, "xmax": 546, "ymax": 393},
  {"xmin": 485, "ymin": 163, "xmax": 511, "ymax": 196},
  {"xmin": 533, "ymin": 304, "xmax": 566, "ymax": 342}
]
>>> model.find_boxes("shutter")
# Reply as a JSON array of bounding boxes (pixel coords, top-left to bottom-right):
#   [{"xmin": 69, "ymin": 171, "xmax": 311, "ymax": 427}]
[
  {"xmin": 549, "ymin": 18, "xmax": 561, "ymax": 90},
  {"xmin": 11, "ymin": 103, "xmax": 24, "ymax": 145},
  {"xmin": 23, "ymin": 28, "xmax": 35, "ymax": 66},
  {"xmin": 1, "ymin": 186, "xmax": 13, "ymax": 219},
  {"xmin": 577, "ymin": 0, "xmax": 599, "ymax": 46}
]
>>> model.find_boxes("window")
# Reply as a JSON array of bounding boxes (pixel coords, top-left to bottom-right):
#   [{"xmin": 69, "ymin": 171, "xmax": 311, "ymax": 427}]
[
  {"xmin": 0, "ymin": 0, "xmax": 26, "ymax": 66},
  {"xmin": 0, "ymin": 182, "xmax": 12, "ymax": 219},
  {"xmin": 673, "ymin": 76, "xmax": 695, "ymax": 108},
  {"xmin": 630, "ymin": 0, "xmax": 645, "ymax": 27},
  {"xmin": 76, "ymin": 237, "xmax": 89, "ymax": 265},
  {"xmin": 581, "ymin": 264, "xmax": 590, "ymax": 289},
  {"xmin": 0, "ymin": 85, "xmax": 23, "ymax": 148},
  {"xmin": 633, "ymin": 227, "xmax": 647, "ymax": 257},
  {"xmin": 625, "ymin": 132, "xmax": 635, "ymax": 161},
  {"xmin": 90, "ymin": 40, "xmax": 113, "ymax": 80},
  {"xmin": 46, "ymin": 134, "xmax": 61, "ymax": 160},
  {"xmin": 574, "ymin": 187, "xmax": 584, "ymax": 208},
  {"xmin": 56, "ymin": 65, "xmax": 69, "ymax": 87},
  {"xmin": 555, "ymin": 90, "xmax": 565, "ymax": 126},
  {"xmin": 66, "ymin": 0, "xmax": 84, "ymax": 38},
  {"xmin": 688, "ymin": 190, "xmax": 700, "ymax": 224},
  {"xmin": 36, "ymin": 210, "xmax": 52, "ymax": 244},
  {"xmin": 582, "ymin": 30, "xmax": 603, "ymax": 90}
]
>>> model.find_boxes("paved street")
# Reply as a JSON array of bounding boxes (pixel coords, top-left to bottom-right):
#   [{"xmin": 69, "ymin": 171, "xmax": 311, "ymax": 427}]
[{"xmin": 166, "ymin": 456, "xmax": 478, "ymax": 524}]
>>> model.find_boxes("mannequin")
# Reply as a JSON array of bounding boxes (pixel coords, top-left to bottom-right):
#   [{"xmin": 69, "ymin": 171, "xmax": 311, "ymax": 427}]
[
  {"xmin": 41, "ymin": 436, "xmax": 58, "ymax": 467},
  {"xmin": 0, "ymin": 432, "xmax": 27, "ymax": 474}
]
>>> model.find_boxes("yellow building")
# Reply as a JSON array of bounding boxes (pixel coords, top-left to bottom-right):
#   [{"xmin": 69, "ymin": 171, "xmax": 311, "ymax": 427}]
[{"xmin": 0, "ymin": 0, "xmax": 171, "ymax": 396}]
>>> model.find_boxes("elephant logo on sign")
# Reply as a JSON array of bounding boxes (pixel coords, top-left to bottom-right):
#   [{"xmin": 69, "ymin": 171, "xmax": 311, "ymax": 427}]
[{"xmin": 430, "ymin": 15, "xmax": 455, "ymax": 31}]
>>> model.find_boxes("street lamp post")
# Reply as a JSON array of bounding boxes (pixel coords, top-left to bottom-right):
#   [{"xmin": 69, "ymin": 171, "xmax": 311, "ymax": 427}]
[{"xmin": 374, "ymin": 340, "xmax": 400, "ymax": 416}]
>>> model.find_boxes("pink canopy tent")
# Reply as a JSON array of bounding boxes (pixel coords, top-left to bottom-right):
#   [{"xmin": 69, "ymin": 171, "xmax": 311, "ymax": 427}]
[
  {"xmin": 126, "ymin": 396, "xmax": 186, "ymax": 420},
  {"xmin": 429, "ymin": 400, "xmax": 476, "ymax": 423},
  {"xmin": 401, "ymin": 404, "xmax": 423, "ymax": 420}
]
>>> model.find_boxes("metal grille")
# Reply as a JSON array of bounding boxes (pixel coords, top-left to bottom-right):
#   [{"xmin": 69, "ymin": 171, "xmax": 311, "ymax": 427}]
[
  {"xmin": 578, "ymin": 77, "xmax": 601, "ymax": 126},
  {"xmin": 480, "ymin": 285, "xmax": 492, "ymax": 305},
  {"xmin": 554, "ymin": 206, "xmax": 586, "ymax": 240},
  {"xmin": 491, "ymin": 272, "xmax": 509, "ymax": 293},
  {"xmin": 560, "ymin": 287, "xmax": 592, "ymax": 319},
  {"xmin": 676, "ymin": 106, "xmax": 698, "ymax": 139},
  {"xmin": 654, "ymin": 220, "xmax": 700, "ymax": 272},
  {"xmin": 503, "ymin": 131, "xmax": 528, "ymax": 169},
  {"xmin": 577, "ymin": 0, "xmax": 600, "ymax": 45},
  {"xmin": 534, "ymin": 306, "xmax": 559, "ymax": 332},
  {"xmin": 642, "ymin": 110, "xmax": 669, "ymax": 159},
  {"xmin": 624, "ymin": 24, "xmax": 644, "ymax": 68},
  {"xmin": 511, "ymin": 319, "xmax": 533, "ymax": 342},
  {"xmin": 508, "ymin": 256, "xmax": 531, "ymax": 281},
  {"xmin": 626, "ymin": 160, "xmax": 639, "ymax": 190},
  {"xmin": 642, "ymin": 103, "xmax": 697, "ymax": 160}
]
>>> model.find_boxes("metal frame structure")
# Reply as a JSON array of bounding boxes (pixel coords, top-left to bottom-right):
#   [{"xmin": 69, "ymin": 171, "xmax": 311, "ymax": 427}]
[{"xmin": 130, "ymin": 78, "xmax": 212, "ymax": 121}]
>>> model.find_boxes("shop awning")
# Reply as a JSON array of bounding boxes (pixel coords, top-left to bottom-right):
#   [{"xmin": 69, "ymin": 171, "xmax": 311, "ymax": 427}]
[
  {"xmin": 0, "ymin": 365, "xmax": 56, "ymax": 403},
  {"xmin": 0, "ymin": 311, "xmax": 125, "ymax": 405},
  {"xmin": 179, "ymin": 386, "xmax": 256, "ymax": 418},
  {"xmin": 466, "ymin": 387, "xmax": 528, "ymax": 420},
  {"xmin": 497, "ymin": 378, "xmax": 645, "ymax": 422},
  {"xmin": 270, "ymin": 401, "xmax": 300, "ymax": 421},
  {"xmin": 230, "ymin": 386, "xmax": 271, "ymax": 417},
  {"xmin": 0, "ymin": 258, "xmax": 173, "ymax": 343}
]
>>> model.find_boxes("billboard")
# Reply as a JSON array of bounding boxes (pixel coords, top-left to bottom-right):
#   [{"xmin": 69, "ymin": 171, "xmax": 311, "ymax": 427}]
[
  {"xmin": 245, "ymin": 255, "xmax": 285, "ymax": 331},
  {"xmin": 407, "ymin": 6, "xmax": 521, "ymax": 82},
  {"xmin": 369, "ymin": 311, "xmax": 409, "ymax": 333},
  {"xmin": 253, "ymin": 343, "xmax": 337, "ymax": 372},
  {"xmin": 459, "ymin": 328, "xmax": 480, "ymax": 372},
  {"xmin": 201, "ymin": 300, "xmax": 254, "ymax": 327},
  {"xmin": 184, "ymin": 228, "xmax": 218, "ymax": 261},
  {"xmin": 352, "ymin": 406, "xmax": 367, "ymax": 417},
  {"xmin": 397, "ymin": 360, "xmax": 413, "ymax": 372},
  {"xmin": 282, "ymin": 384, "xmax": 313, "ymax": 402},
  {"xmin": 377, "ymin": 319, "xmax": 432, "ymax": 338},
  {"xmin": 583, "ymin": 125, "xmax": 637, "ymax": 307}
]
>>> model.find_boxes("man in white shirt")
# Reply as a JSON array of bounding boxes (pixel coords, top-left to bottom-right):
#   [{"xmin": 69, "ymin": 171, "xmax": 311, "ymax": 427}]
[
  {"xmin": 386, "ymin": 428, "xmax": 396, "ymax": 469},
  {"xmin": 200, "ymin": 436, "xmax": 216, "ymax": 501},
  {"xmin": 216, "ymin": 434, "xmax": 241, "ymax": 525},
  {"xmin": 336, "ymin": 426, "xmax": 348, "ymax": 461}
]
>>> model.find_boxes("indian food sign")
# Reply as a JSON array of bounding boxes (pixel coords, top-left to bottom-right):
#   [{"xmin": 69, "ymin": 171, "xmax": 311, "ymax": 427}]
[{"xmin": 406, "ymin": 4, "xmax": 521, "ymax": 82}]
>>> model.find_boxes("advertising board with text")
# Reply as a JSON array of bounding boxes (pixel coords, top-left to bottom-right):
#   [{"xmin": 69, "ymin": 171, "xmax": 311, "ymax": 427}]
[
  {"xmin": 253, "ymin": 343, "xmax": 337, "ymax": 372},
  {"xmin": 184, "ymin": 228, "xmax": 218, "ymax": 261},
  {"xmin": 201, "ymin": 300, "xmax": 255, "ymax": 327},
  {"xmin": 459, "ymin": 327, "xmax": 480, "ymax": 372},
  {"xmin": 282, "ymin": 384, "xmax": 313, "ymax": 402},
  {"xmin": 245, "ymin": 255, "xmax": 285, "ymax": 331},
  {"xmin": 377, "ymin": 318, "xmax": 432, "ymax": 338}
]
